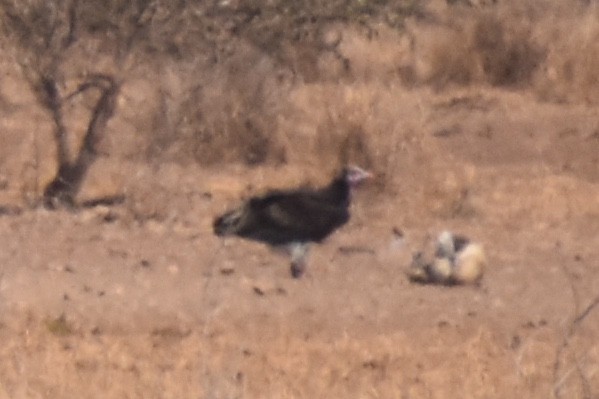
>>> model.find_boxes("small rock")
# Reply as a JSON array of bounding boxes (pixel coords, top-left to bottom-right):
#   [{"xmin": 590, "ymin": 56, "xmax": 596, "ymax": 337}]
[
  {"xmin": 167, "ymin": 264, "xmax": 179, "ymax": 275},
  {"xmin": 220, "ymin": 267, "xmax": 235, "ymax": 275},
  {"xmin": 45, "ymin": 314, "xmax": 73, "ymax": 336},
  {"xmin": 146, "ymin": 220, "xmax": 166, "ymax": 235},
  {"xmin": 390, "ymin": 227, "xmax": 405, "ymax": 250}
]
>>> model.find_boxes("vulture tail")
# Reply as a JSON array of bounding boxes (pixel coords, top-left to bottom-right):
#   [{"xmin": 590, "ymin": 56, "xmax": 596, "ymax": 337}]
[{"xmin": 213, "ymin": 207, "xmax": 247, "ymax": 236}]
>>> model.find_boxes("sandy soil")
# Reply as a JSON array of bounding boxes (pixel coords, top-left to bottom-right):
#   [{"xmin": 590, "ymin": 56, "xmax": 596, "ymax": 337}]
[{"xmin": 1, "ymin": 1, "xmax": 599, "ymax": 398}]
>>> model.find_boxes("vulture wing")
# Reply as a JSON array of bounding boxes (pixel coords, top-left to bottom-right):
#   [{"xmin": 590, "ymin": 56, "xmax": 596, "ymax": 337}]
[{"xmin": 214, "ymin": 189, "xmax": 350, "ymax": 245}]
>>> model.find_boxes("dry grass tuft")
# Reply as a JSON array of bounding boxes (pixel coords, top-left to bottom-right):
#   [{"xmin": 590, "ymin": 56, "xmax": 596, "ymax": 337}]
[
  {"xmin": 1, "ymin": 0, "xmax": 599, "ymax": 208},
  {"xmin": 172, "ymin": 48, "xmax": 289, "ymax": 167},
  {"xmin": 410, "ymin": 1, "xmax": 599, "ymax": 103},
  {"xmin": 410, "ymin": 6, "xmax": 544, "ymax": 88},
  {"xmin": 534, "ymin": 6, "xmax": 599, "ymax": 103}
]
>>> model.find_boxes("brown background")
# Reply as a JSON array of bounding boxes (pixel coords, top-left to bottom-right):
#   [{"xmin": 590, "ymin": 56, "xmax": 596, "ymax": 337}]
[{"xmin": 0, "ymin": 0, "xmax": 598, "ymax": 397}]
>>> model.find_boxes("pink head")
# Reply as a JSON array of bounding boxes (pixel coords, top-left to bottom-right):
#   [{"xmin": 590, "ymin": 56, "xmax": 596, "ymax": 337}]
[{"xmin": 343, "ymin": 165, "xmax": 373, "ymax": 188}]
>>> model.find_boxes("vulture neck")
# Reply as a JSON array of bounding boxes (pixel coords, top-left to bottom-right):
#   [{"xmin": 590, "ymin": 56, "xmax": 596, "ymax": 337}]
[{"xmin": 319, "ymin": 175, "xmax": 352, "ymax": 208}]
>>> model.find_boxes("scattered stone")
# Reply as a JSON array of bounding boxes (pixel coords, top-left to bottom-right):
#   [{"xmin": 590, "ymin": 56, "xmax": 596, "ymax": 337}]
[
  {"xmin": 45, "ymin": 314, "xmax": 73, "ymax": 336},
  {"xmin": 167, "ymin": 264, "xmax": 180, "ymax": 275},
  {"xmin": 337, "ymin": 245, "xmax": 376, "ymax": 255},
  {"xmin": 78, "ymin": 205, "xmax": 119, "ymax": 224},
  {"xmin": 146, "ymin": 220, "xmax": 167, "ymax": 235},
  {"xmin": 172, "ymin": 221, "xmax": 196, "ymax": 237},
  {"xmin": 90, "ymin": 326, "xmax": 102, "ymax": 335},
  {"xmin": 388, "ymin": 227, "xmax": 406, "ymax": 252},
  {"xmin": 48, "ymin": 261, "xmax": 71, "ymax": 272},
  {"xmin": 392, "ymin": 227, "xmax": 404, "ymax": 238},
  {"xmin": 220, "ymin": 267, "xmax": 235, "ymax": 275},
  {"xmin": 437, "ymin": 320, "xmax": 450, "ymax": 328},
  {"xmin": 510, "ymin": 334, "xmax": 522, "ymax": 350},
  {"xmin": 151, "ymin": 327, "xmax": 191, "ymax": 339},
  {"xmin": 108, "ymin": 248, "xmax": 128, "ymax": 259},
  {"xmin": 114, "ymin": 284, "xmax": 125, "ymax": 295},
  {"xmin": 242, "ymin": 349, "xmax": 252, "ymax": 357}
]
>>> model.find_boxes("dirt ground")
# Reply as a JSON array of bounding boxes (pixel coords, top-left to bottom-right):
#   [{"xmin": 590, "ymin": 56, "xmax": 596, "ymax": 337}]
[{"xmin": 1, "ymin": 1, "xmax": 599, "ymax": 398}]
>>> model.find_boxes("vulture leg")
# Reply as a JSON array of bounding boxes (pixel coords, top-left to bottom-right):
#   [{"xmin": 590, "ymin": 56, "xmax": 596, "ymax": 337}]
[{"xmin": 290, "ymin": 243, "xmax": 310, "ymax": 278}]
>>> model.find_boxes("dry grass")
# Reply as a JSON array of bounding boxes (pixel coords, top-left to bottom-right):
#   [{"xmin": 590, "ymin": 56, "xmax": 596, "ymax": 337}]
[
  {"xmin": 2, "ymin": 0, "xmax": 599, "ymax": 182},
  {"xmin": 406, "ymin": 1, "xmax": 599, "ymax": 94},
  {"xmin": 1, "ymin": 2, "xmax": 599, "ymax": 398},
  {"xmin": 0, "ymin": 313, "xmax": 562, "ymax": 398}
]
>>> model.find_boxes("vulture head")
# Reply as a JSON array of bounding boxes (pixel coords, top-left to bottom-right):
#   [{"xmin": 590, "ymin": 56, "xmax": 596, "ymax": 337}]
[{"xmin": 343, "ymin": 165, "xmax": 373, "ymax": 188}]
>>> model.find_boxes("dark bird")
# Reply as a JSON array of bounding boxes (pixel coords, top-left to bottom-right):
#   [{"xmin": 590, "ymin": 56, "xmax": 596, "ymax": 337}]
[{"xmin": 213, "ymin": 166, "xmax": 372, "ymax": 278}]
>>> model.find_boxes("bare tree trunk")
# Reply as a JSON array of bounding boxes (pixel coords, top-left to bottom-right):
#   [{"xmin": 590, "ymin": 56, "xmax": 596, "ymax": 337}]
[{"xmin": 43, "ymin": 75, "xmax": 119, "ymax": 208}]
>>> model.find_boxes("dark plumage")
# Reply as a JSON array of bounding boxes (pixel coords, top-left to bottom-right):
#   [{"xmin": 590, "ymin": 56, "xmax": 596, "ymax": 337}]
[{"xmin": 213, "ymin": 166, "xmax": 372, "ymax": 278}]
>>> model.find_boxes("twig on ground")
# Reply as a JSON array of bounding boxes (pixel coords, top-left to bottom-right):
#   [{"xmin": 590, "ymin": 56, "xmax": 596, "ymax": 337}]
[{"xmin": 553, "ymin": 256, "xmax": 599, "ymax": 399}]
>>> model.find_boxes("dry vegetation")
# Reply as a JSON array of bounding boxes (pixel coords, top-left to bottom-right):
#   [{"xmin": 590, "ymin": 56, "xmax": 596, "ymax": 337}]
[
  {"xmin": 1, "ymin": 0, "xmax": 599, "ymax": 199},
  {"xmin": 1, "ymin": 0, "xmax": 599, "ymax": 398}
]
